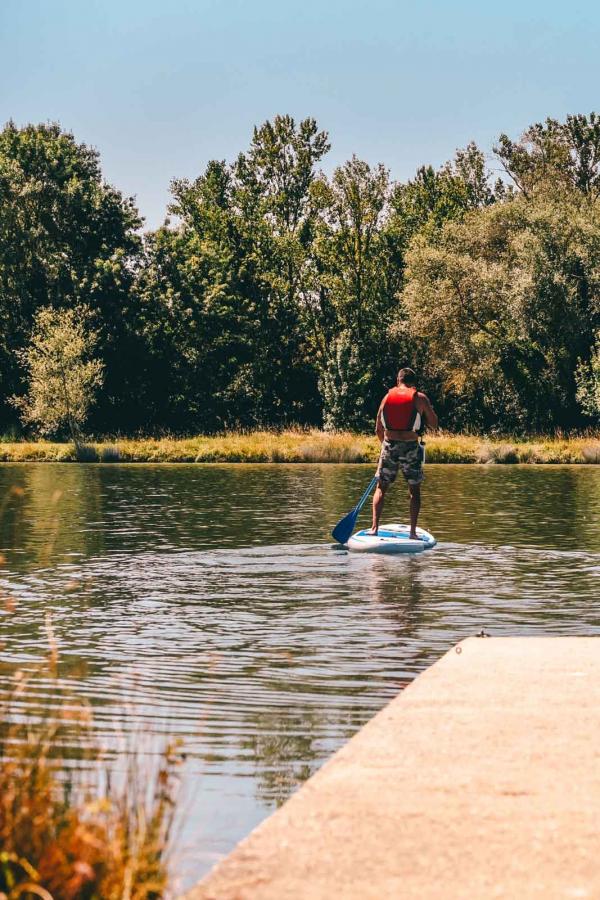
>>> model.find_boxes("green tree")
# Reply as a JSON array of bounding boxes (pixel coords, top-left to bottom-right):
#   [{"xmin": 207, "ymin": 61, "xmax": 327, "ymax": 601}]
[
  {"xmin": 12, "ymin": 306, "xmax": 104, "ymax": 446},
  {"xmin": 496, "ymin": 113, "xmax": 600, "ymax": 199},
  {"xmin": 317, "ymin": 331, "xmax": 372, "ymax": 431},
  {"xmin": 6, "ymin": 112, "xmax": 600, "ymax": 438},
  {"xmin": 140, "ymin": 115, "xmax": 331, "ymax": 430},
  {"xmin": 401, "ymin": 190, "xmax": 600, "ymax": 431},
  {"xmin": 0, "ymin": 121, "xmax": 141, "ymax": 431},
  {"xmin": 310, "ymin": 157, "xmax": 407, "ymax": 428},
  {"xmin": 576, "ymin": 334, "xmax": 600, "ymax": 417},
  {"xmin": 228, "ymin": 114, "xmax": 330, "ymax": 424},
  {"xmin": 389, "ymin": 143, "xmax": 496, "ymax": 250},
  {"xmin": 134, "ymin": 163, "xmax": 266, "ymax": 430}
]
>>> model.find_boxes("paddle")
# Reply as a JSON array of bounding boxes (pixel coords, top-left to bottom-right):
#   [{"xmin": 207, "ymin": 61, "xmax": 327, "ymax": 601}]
[{"xmin": 332, "ymin": 474, "xmax": 378, "ymax": 544}]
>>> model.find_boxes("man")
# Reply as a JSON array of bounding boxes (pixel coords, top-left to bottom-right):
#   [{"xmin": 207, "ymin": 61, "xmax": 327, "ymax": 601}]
[{"xmin": 370, "ymin": 368, "xmax": 438, "ymax": 538}]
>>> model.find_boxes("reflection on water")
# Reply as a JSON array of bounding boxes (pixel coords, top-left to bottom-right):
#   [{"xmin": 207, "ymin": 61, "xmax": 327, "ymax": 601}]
[{"xmin": 1, "ymin": 463, "xmax": 600, "ymax": 886}]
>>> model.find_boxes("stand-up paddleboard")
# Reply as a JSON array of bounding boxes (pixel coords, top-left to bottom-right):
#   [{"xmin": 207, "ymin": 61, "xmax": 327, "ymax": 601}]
[{"xmin": 347, "ymin": 523, "xmax": 436, "ymax": 554}]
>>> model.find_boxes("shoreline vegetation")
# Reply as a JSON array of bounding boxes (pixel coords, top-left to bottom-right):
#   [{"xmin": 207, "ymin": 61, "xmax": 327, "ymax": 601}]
[
  {"xmin": 0, "ymin": 634, "xmax": 182, "ymax": 899},
  {"xmin": 1, "ymin": 431, "xmax": 600, "ymax": 465}
]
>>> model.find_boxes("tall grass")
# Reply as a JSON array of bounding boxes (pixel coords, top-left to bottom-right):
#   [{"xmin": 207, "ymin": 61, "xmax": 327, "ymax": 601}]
[
  {"xmin": 0, "ymin": 430, "xmax": 600, "ymax": 464},
  {"xmin": 0, "ymin": 621, "xmax": 183, "ymax": 900}
]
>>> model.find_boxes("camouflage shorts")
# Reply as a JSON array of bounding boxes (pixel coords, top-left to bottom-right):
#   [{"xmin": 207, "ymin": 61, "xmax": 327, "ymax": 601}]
[{"xmin": 376, "ymin": 439, "xmax": 424, "ymax": 488}]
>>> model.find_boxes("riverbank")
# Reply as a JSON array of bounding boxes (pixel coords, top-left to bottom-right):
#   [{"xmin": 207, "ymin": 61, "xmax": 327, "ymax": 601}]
[{"xmin": 1, "ymin": 431, "xmax": 600, "ymax": 463}]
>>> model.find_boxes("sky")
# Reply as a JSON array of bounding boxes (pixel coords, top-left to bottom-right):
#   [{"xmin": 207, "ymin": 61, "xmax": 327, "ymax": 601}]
[{"xmin": 1, "ymin": 0, "xmax": 600, "ymax": 229}]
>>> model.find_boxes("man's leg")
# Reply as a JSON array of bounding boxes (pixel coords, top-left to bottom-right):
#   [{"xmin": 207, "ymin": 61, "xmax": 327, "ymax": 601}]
[
  {"xmin": 370, "ymin": 482, "xmax": 387, "ymax": 534},
  {"xmin": 408, "ymin": 483, "xmax": 421, "ymax": 539}
]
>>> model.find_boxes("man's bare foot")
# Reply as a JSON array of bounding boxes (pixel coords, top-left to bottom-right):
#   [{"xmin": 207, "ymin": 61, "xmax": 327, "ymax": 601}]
[
  {"xmin": 409, "ymin": 532, "xmax": 420, "ymax": 540},
  {"xmin": 367, "ymin": 527, "xmax": 378, "ymax": 535}
]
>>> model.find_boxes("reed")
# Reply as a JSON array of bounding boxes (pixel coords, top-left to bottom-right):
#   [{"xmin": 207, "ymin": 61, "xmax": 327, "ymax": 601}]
[
  {"xmin": 0, "ymin": 636, "xmax": 183, "ymax": 900},
  {"xmin": 0, "ymin": 430, "xmax": 599, "ymax": 464}
]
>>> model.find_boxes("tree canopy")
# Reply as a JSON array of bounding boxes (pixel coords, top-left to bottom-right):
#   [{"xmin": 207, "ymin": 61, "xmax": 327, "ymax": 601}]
[{"xmin": 3, "ymin": 112, "xmax": 600, "ymax": 437}]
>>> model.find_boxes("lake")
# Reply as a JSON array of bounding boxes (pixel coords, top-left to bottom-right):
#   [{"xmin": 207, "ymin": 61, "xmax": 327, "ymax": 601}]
[{"xmin": 1, "ymin": 463, "xmax": 599, "ymax": 891}]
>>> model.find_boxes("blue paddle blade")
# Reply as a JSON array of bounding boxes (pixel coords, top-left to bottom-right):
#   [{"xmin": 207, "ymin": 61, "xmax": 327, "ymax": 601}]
[
  {"xmin": 331, "ymin": 507, "xmax": 359, "ymax": 544},
  {"xmin": 332, "ymin": 474, "xmax": 377, "ymax": 544}
]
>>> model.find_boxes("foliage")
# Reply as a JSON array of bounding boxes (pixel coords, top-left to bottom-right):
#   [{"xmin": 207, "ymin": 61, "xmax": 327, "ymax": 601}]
[
  {"xmin": 576, "ymin": 333, "xmax": 600, "ymax": 417},
  {"xmin": 0, "ymin": 121, "xmax": 142, "ymax": 431},
  {"xmin": 389, "ymin": 142, "xmax": 496, "ymax": 247},
  {"xmin": 0, "ymin": 654, "xmax": 182, "ymax": 900},
  {"xmin": 317, "ymin": 332, "xmax": 371, "ymax": 431},
  {"xmin": 141, "ymin": 114, "xmax": 330, "ymax": 431},
  {"xmin": 3, "ymin": 113, "xmax": 600, "ymax": 435},
  {"xmin": 401, "ymin": 189, "xmax": 600, "ymax": 432},
  {"xmin": 496, "ymin": 113, "xmax": 600, "ymax": 198},
  {"xmin": 310, "ymin": 157, "xmax": 405, "ymax": 428},
  {"xmin": 11, "ymin": 307, "xmax": 103, "ymax": 446}
]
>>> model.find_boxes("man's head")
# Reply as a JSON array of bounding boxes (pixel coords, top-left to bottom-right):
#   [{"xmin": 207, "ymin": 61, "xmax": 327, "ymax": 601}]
[{"xmin": 397, "ymin": 367, "xmax": 417, "ymax": 387}]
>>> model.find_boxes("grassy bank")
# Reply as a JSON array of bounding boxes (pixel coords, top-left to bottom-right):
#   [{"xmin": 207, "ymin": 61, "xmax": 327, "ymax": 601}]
[{"xmin": 1, "ymin": 430, "xmax": 600, "ymax": 464}]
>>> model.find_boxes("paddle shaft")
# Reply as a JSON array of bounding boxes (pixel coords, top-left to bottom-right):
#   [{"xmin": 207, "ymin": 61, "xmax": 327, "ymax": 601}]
[{"xmin": 355, "ymin": 474, "xmax": 378, "ymax": 515}]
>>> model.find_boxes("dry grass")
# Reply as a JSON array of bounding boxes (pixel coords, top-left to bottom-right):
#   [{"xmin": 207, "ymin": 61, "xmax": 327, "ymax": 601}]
[
  {"xmin": 0, "ymin": 626, "xmax": 183, "ymax": 900},
  {"xmin": 1, "ymin": 430, "xmax": 600, "ymax": 464}
]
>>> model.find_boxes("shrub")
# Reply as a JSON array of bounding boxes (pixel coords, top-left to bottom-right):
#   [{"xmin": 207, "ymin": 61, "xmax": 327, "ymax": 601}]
[
  {"xmin": 75, "ymin": 444, "xmax": 99, "ymax": 462},
  {"xmin": 582, "ymin": 442, "xmax": 600, "ymax": 463},
  {"xmin": 476, "ymin": 443, "xmax": 519, "ymax": 464},
  {"xmin": 100, "ymin": 445, "xmax": 121, "ymax": 463}
]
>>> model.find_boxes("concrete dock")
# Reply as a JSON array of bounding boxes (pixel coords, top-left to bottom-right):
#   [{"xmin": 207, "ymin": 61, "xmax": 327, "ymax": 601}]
[{"xmin": 185, "ymin": 637, "xmax": 600, "ymax": 899}]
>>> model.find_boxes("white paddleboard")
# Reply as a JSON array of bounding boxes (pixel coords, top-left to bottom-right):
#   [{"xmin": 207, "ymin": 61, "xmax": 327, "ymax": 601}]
[{"xmin": 347, "ymin": 523, "xmax": 436, "ymax": 554}]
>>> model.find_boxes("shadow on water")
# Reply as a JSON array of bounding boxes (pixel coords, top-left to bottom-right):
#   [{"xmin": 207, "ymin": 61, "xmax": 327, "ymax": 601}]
[{"xmin": 1, "ymin": 462, "xmax": 600, "ymax": 883}]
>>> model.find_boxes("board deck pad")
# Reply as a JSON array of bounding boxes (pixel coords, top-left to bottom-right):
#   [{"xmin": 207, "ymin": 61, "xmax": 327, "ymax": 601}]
[{"xmin": 347, "ymin": 523, "xmax": 436, "ymax": 554}]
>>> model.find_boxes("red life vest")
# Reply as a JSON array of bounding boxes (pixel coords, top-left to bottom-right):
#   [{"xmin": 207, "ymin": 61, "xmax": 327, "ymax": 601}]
[{"xmin": 381, "ymin": 386, "xmax": 419, "ymax": 431}]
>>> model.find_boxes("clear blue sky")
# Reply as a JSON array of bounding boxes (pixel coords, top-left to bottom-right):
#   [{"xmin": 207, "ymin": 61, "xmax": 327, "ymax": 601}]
[{"xmin": 1, "ymin": 0, "xmax": 599, "ymax": 229}]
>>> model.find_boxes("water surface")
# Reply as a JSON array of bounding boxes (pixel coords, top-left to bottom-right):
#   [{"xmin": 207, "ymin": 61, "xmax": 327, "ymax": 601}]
[{"xmin": 1, "ymin": 463, "xmax": 599, "ymax": 888}]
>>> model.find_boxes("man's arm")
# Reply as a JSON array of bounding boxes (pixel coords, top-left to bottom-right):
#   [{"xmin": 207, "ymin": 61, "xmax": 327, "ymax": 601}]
[
  {"xmin": 416, "ymin": 392, "xmax": 439, "ymax": 431},
  {"xmin": 375, "ymin": 398, "xmax": 385, "ymax": 442}
]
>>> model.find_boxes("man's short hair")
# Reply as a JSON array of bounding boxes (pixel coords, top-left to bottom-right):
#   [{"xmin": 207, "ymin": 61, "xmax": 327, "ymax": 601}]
[{"xmin": 398, "ymin": 367, "xmax": 417, "ymax": 387}]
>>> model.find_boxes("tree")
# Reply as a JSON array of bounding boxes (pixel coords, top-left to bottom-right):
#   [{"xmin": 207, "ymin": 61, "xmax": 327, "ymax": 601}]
[
  {"xmin": 389, "ymin": 143, "xmax": 496, "ymax": 249},
  {"xmin": 318, "ymin": 330, "xmax": 372, "ymax": 431},
  {"xmin": 496, "ymin": 113, "xmax": 600, "ymax": 199},
  {"xmin": 12, "ymin": 307, "xmax": 103, "ymax": 446},
  {"xmin": 139, "ymin": 115, "xmax": 331, "ymax": 430},
  {"xmin": 310, "ymin": 157, "xmax": 407, "ymax": 428},
  {"xmin": 6, "ymin": 112, "xmax": 600, "ymax": 438},
  {"xmin": 228, "ymin": 115, "xmax": 330, "ymax": 424},
  {"xmin": 401, "ymin": 189, "xmax": 600, "ymax": 431},
  {"xmin": 0, "ymin": 121, "xmax": 141, "ymax": 431},
  {"xmin": 133, "ymin": 193, "xmax": 265, "ymax": 431},
  {"xmin": 576, "ymin": 335, "xmax": 600, "ymax": 418}
]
